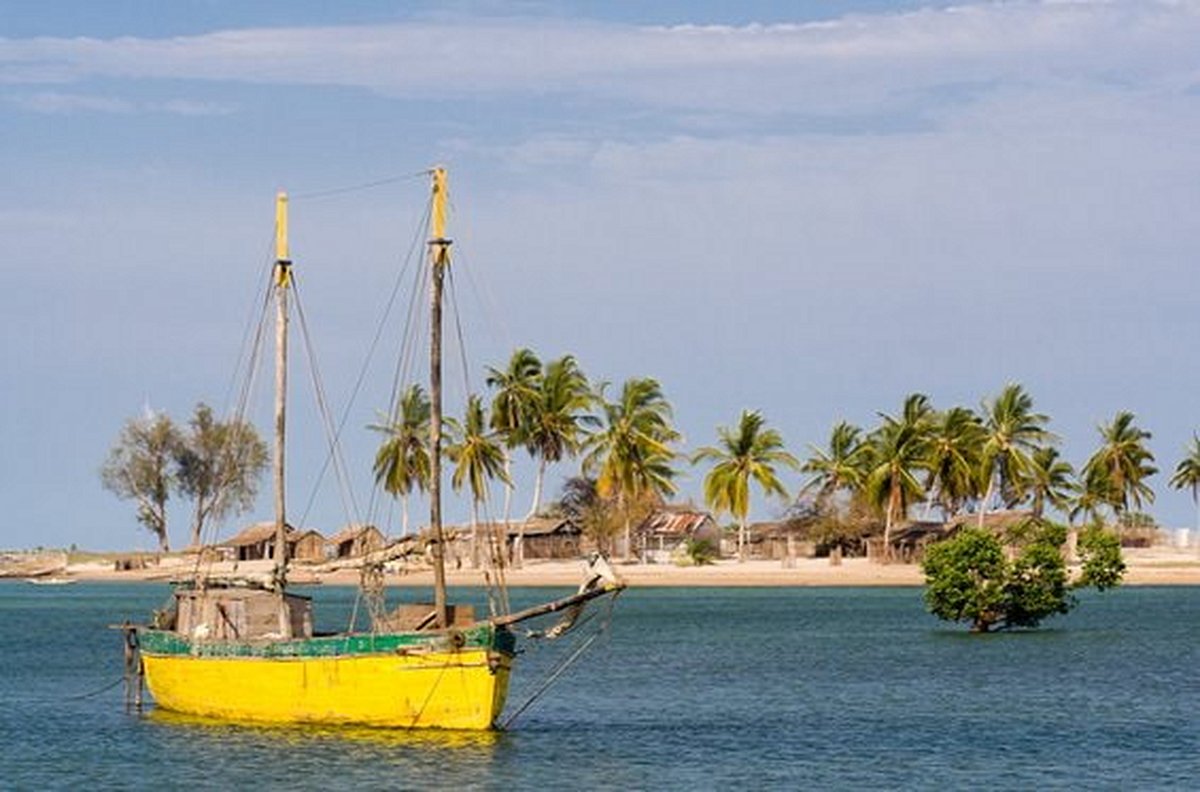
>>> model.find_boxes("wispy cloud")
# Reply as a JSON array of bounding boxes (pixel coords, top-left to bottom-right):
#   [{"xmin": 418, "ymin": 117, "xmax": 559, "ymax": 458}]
[
  {"xmin": 5, "ymin": 91, "xmax": 236, "ymax": 115},
  {"xmin": 0, "ymin": 2, "xmax": 1196, "ymax": 120},
  {"xmin": 9, "ymin": 91, "xmax": 134, "ymax": 114}
]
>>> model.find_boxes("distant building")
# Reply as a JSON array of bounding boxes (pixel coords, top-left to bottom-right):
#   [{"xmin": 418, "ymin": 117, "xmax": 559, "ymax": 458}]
[
  {"xmin": 328, "ymin": 524, "xmax": 385, "ymax": 559},
  {"xmin": 636, "ymin": 508, "xmax": 722, "ymax": 563},
  {"xmin": 218, "ymin": 522, "xmax": 326, "ymax": 563}
]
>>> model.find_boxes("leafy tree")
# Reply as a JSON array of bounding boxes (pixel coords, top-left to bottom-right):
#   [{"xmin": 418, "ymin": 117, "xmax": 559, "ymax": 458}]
[
  {"xmin": 1076, "ymin": 524, "xmax": 1126, "ymax": 590},
  {"xmin": 1168, "ymin": 434, "xmax": 1200, "ymax": 533},
  {"xmin": 694, "ymin": 410, "xmax": 799, "ymax": 562},
  {"xmin": 922, "ymin": 520, "xmax": 1125, "ymax": 632},
  {"xmin": 485, "ymin": 348, "xmax": 542, "ymax": 524},
  {"xmin": 1082, "ymin": 411, "xmax": 1157, "ymax": 522},
  {"xmin": 446, "ymin": 394, "xmax": 511, "ymax": 566},
  {"xmin": 864, "ymin": 394, "xmax": 934, "ymax": 558},
  {"xmin": 978, "ymin": 383, "xmax": 1054, "ymax": 523},
  {"xmin": 174, "ymin": 402, "xmax": 268, "ymax": 548},
  {"xmin": 371, "ymin": 384, "xmax": 431, "ymax": 535},
  {"xmin": 583, "ymin": 377, "xmax": 680, "ymax": 560},
  {"xmin": 100, "ymin": 411, "xmax": 183, "ymax": 551},
  {"xmin": 682, "ymin": 538, "xmax": 719, "ymax": 566},
  {"xmin": 555, "ymin": 476, "xmax": 651, "ymax": 556}
]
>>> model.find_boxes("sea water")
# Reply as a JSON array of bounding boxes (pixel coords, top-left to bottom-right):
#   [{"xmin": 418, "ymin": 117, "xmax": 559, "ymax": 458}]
[{"xmin": 1, "ymin": 582, "xmax": 1196, "ymax": 790}]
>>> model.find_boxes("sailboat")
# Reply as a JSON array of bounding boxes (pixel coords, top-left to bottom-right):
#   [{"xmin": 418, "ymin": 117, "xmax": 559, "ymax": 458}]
[{"xmin": 129, "ymin": 168, "xmax": 624, "ymax": 730}]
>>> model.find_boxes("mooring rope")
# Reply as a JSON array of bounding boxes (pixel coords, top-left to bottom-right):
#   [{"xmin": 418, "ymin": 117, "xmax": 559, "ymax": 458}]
[{"xmin": 63, "ymin": 676, "xmax": 127, "ymax": 701}]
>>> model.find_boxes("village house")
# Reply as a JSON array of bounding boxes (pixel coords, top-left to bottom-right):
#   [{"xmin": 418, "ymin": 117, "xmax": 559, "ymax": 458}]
[
  {"xmin": 636, "ymin": 508, "xmax": 722, "ymax": 563},
  {"xmin": 742, "ymin": 521, "xmax": 816, "ymax": 564},
  {"xmin": 507, "ymin": 518, "xmax": 582, "ymax": 560},
  {"xmin": 328, "ymin": 524, "xmax": 385, "ymax": 560},
  {"xmin": 218, "ymin": 522, "xmax": 326, "ymax": 563}
]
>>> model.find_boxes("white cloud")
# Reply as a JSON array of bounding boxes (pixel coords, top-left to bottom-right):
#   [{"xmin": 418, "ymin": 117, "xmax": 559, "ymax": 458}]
[
  {"xmin": 0, "ymin": 2, "xmax": 1196, "ymax": 119},
  {"xmin": 8, "ymin": 90, "xmax": 134, "ymax": 114},
  {"xmin": 159, "ymin": 98, "xmax": 236, "ymax": 116}
]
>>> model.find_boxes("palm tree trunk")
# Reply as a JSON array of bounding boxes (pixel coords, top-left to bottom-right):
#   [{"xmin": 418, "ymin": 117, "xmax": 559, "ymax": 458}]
[
  {"xmin": 470, "ymin": 500, "xmax": 480, "ymax": 569},
  {"xmin": 501, "ymin": 456, "xmax": 514, "ymax": 525},
  {"xmin": 527, "ymin": 458, "xmax": 546, "ymax": 519},
  {"xmin": 190, "ymin": 497, "xmax": 203, "ymax": 549},
  {"xmin": 738, "ymin": 514, "xmax": 748, "ymax": 563},
  {"xmin": 978, "ymin": 475, "xmax": 996, "ymax": 529},
  {"xmin": 883, "ymin": 484, "xmax": 899, "ymax": 562},
  {"xmin": 401, "ymin": 494, "xmax": 410, "ymax": 536}
]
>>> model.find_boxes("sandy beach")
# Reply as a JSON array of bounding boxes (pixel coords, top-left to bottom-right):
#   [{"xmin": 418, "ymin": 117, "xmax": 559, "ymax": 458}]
[{"xmin": 43, "ymin": 545, "xmax": 1200, "ymax": 587}]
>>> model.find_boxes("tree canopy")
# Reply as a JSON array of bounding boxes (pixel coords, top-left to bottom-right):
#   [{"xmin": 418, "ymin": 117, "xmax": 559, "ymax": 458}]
[
  {"xmin": 922, "ymin": 520, "xmax": 1124, "ymax": 632},
  {"xmin": 100, "ymin": 411, "xmax": 182, "ymax": 551}
]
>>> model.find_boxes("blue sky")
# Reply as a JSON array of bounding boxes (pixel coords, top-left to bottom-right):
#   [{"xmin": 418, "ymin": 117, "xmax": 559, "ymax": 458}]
[{"xmin": 3, "ymin": 1, "xmax": 1200, "ymax": 550}]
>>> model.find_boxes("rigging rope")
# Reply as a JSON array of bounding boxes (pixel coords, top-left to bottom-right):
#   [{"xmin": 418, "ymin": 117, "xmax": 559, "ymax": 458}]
[{"xmin": 291, "ymin": 171, "xmax": 429, "ymax": 201}]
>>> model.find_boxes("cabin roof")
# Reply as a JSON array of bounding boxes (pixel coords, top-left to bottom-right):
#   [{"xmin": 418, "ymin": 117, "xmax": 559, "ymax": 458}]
[
  {"xmin": 329, "ymin": 524, "xmax": 382, "ymax": 545},
  {"xmin": 945, "ymin": 510, "xmax": 1034, "ymax": 531},
  {"xmin": 637, "ymin": 510, "xmax": 715, "ymax": 537},
  {"xmin": 220, "ymin": 521, "xmax": 323, "ymax": 547},
  {"xmin": 441, "ymin": 519, "xmax": 575, "ymax": 537}
]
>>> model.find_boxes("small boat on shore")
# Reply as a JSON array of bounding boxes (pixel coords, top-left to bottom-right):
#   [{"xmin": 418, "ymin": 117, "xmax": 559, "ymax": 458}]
[{"xmin": 27, "ymin": 577, "xmax": 76, "ymax": 586}]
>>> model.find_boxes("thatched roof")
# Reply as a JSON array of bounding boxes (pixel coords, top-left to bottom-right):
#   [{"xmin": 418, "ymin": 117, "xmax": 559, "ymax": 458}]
[
  {"xmin": 442, "ymin": 519, "xmax": 575, "ymax": 538},
  {"xmin": 889, "ymin": 520, "xmax": 951, "ymax": 545},
  {"xmin": 220, "ymin": 522, "xmax": 324, "ymax": 547},
  {"xmin": 945, "ymin": 510, "xmax": 1035, "ymax": 532},
  {"xmin": 329, "ymin": 523, "xmax": 382, "ymax": 545}
]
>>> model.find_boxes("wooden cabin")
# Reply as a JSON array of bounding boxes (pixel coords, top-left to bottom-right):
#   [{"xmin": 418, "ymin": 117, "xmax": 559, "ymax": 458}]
[
  {"xmin": 743, "ymin": 521, "xmax": 816, "ymax": 563},
  {"xmin": 291, "ymin": 530, "xmax": 326, "ymax": 563},
  {"xmin": 636, "ymin": 508, "xmax": 722, "ymax": 563},
  {"xmin": 507, "ymin": 518, "xmax": 582, "ymax": 560},
  {"xmin": 439, "ymin": 520, "xmax": 582, "ymax": 563},
  {"xmin": 173, "ymin": 586, "xmax": 312, "ymax": 641},
  {"xmin": 218, "ymin": 522, "xmax": 325, "ymax": 563},
  {"xmin": 328, "ymin": 524, "xmax": 386, "ymax": 560}
]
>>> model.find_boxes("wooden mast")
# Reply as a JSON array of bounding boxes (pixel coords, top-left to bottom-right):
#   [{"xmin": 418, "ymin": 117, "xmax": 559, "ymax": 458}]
[
  {"xmin": 428, "ymin": 168, "xmax": 452, "ymax": 629},
  {"xmin": 272, "ymin": 192, "xmax": 292, "ymax": 595}
]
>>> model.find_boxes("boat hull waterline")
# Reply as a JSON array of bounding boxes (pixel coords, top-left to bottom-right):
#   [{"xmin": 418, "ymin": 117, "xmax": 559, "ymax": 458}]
[{"xmin": 139, "ymin": 626, "xmax": 515, "ymax": 730}]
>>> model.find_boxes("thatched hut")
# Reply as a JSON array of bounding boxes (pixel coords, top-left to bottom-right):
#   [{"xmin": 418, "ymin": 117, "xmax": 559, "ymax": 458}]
[
  {"xmin": 508, "ymin": 518, "xmax": 582, "ymax": 560},
  {"xmin": 744, "ymin": 521, "xmax": 815, "ymax": 563},
  {"xmin": 328, "ymin": 524, "xmax": 385, "ymax": 559},
  {"xmin": 218, "ymin": 522, "xmax": 325, "ymax": 563}
]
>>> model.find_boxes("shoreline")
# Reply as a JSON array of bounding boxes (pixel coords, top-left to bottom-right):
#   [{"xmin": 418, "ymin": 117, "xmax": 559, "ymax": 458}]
[{"xmin": 29, "ymin": 546, "xmax": 1200, "ymax": 587}]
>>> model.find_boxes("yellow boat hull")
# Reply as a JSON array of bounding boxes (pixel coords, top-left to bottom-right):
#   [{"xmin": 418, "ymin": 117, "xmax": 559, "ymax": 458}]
[{"xmin": 141, "ymin": 644, "xmax": 512, "ymax": 730}]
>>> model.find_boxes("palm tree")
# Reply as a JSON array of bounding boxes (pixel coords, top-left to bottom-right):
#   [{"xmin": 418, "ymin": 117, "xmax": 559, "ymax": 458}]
[
  {"xmin": 1169, "ymin": 434, "xmax": 1200, "ymax": 536},
  {"xmin": 583, "ymin": 377, "xmax": 680, "ymax": 559},
  {"xmin": 1026, "ymin": 446, "xmax": 1076, "ymax": 520},
  {"xmin": 523, "ymin": 355, "xmax": 594, "ymax": 519},
  {"xmin": 485, "ymin": 348, "xmax": 542, "ymax": 526},
  {"xmin": 1082, "ymin": 410, "xmax": 1157, "ymax": 521},
  {"xmin": 1069, "ymin": 465, "xmax": 1112, "ymax": 527},
  {"xmin": 446, "ymin": 394, "xmax": 511, "ymax": 567},
  {"xmin": 800, "ymin": 421, "xmax": 866, "ymax": 508},
  {"xmin": 978, "ymin": 383, "xmax": 1054, "ymax": 525},
  {"xmin": 694, "ymin": 410, "xmax": 799, "ymax": 562},
  {"xmin": 371, "ymin": 384, "xmax": 431, "ymax": 535},
  {"xmin": 923, "ymin": 406, "xmax": 984, "ymax": 519},
  {"xmin": 865, "ymin": 394, "xmax": 934, "ymax": 559}
]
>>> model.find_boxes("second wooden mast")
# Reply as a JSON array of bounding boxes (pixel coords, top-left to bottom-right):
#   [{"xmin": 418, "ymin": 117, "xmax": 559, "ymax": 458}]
[{"xmin": 428, "ymin": 168, "xmax": 451, "ymax": 629}]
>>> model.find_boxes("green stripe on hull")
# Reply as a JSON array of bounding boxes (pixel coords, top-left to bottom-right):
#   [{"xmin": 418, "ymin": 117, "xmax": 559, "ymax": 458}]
[{"xmin": 139, "ymin": 624, "xmax": 516, "ymax": 659}]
